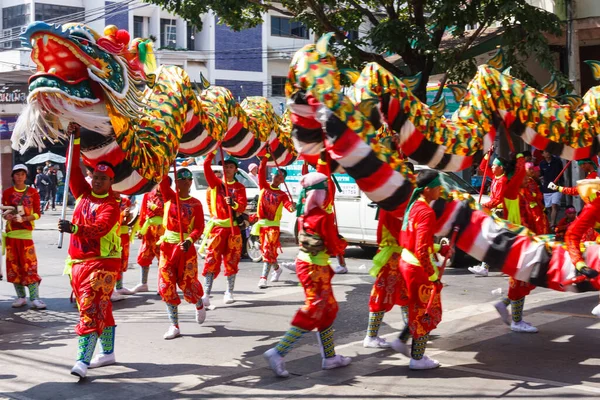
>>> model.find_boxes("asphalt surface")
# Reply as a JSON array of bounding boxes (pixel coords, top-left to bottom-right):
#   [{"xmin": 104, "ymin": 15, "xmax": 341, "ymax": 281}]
[{"xmin": 1, "ymin": 209, "xmax": 600, "ymax": 400}]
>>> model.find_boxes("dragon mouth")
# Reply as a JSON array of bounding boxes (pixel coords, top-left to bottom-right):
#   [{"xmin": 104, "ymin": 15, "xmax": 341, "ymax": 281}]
[{"xmin": 28, "ymin": 32, "xmax": 100, "ymax": 100}]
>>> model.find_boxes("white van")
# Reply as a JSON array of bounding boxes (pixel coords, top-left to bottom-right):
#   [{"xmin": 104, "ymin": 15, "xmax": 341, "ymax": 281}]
[{"xmin": 279, "ymin": 163, "xmax": 490, "ymax": 249}]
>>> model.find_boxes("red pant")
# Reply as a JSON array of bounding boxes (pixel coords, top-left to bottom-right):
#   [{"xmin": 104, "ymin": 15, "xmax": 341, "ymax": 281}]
[
  {"xmin": 137, "ymin": 224, "xmax": 164, "ymax": 267},
  {"xmin": 71, "ymin": 258, "xmax": 120, "ymax": 335},
  {"xmin": 5, "ymin": 238, "xmax": 41, "ymax": 286},
  {"xmin": 508, "ymin": 277, "xmax": 535, "ymax": 300},
  {"xmin": 399, "ymin": 260, "xmax": 442, "ymax": 339},
  {"xmin": 203, "ymin": 226, "xmax": 242, "ymax": 278},
  {"xmin": 369, "ymin": 252, "xmax": 408, "ymax": 313},
  {"xmin": 291, "ymin": 259, "xmax": 338, "ymax": 331},
  {"xmin": 118, "ymin": 234, "xmax": 130, "ymax": 280},
  {"xmin": 260, "ymin": 226, "xmax": 281, "ymax": 264},
  {"xmin": 158, "ymin": 242, "xmax": 204, "ymax": 306}
]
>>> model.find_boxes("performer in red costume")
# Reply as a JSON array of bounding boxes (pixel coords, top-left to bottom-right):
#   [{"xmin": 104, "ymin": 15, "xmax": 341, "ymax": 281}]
[
  {"xmin": 264, "ymin": 172, "xmax": 351, "ymax": 377},
  {"xmin": 254, "ymin": 154, "xmax": 295, "ymax": 289},
  {"xmin": 555, "ymin": 206, "xmax": 577, "ymax": 241},
  {"xmin": 469, "ymin": 153, "xmax": 509, "ymax": 277},
  {"xmin": 58, "ymin": 124, "xmax": 122, "ymax": 379},
  {"xmin": 132, "ymin": 184, "xmax": 166, "ymax": 293},
  {"xmin": 564, "ymin": 180, "xmax": 600, "ymax": 317},
  {"xmin": 362, "ymin": 208, "xmax": 408, "ymax": 349},
  {"xmin": 3, "ymin": 164, "xmax": 45, "ymax": 309},
  {"xmin": 201, "ymin": 152, "xmax": 247, "ymax": 306},
  {"xmin": 111, "ymin": 193, "xmax": 134, "ymax": 301},
  {"xmin": 399, "ymin": 170, "xmax": 451, "ymax": 369},
  {"xmin": 548, "ymin": 158, "xmax": 597, "ymax": 195},
  {"xmin": 520, "ymin": 163, "xmax": 549, "ymax": 235},
  {"xmin": 158, "ymin": 168, "xmax": 206, "ymax": 340}
]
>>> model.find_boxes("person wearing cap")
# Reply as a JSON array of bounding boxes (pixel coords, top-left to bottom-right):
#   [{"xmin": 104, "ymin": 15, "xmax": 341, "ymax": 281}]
[
  {"xmin": 398, "ymin": 169, "xmax": 449, "ymax": 369},
  {"xmin": 563, "ymin": 179, "xmax": 600, "ymax": 317},
  {"xmin": 247, "ymin": 162, "xmax": 259, "ymax": 184},
  {"xmin": 3, "ymin": 164, "xmax": 46, "ymax": 310},
  {"xmin": 58, "ymin": 123, "xmax": 122, "ymax": 379},
  {"xmin": 132, "ymin": 183, "xmax": 166, "ymax": 293},
  {"xmin": 263, "ymin": 171, "xmax": 351, "ymax": 378},
  {"xmin": 111, "ymin": 193, "xmax": 135, "ymax": 301},
  {"xmin": 156, "ymin": 168, "xmax": 206, "ymax": 339},
  {"xmin": 548, "ymin": 158, "xmax": 598, "ymax": 196},
  {"xmin": 468, "ymin": 152, "xmax": 509, "ymax": 277},
  {"xmin": 201, "ymin": 152, "xmax": 247, "ymax": 305},
  {"xmin": 255, "ymin": 154, "xmax": 295, "ymax": 289}
]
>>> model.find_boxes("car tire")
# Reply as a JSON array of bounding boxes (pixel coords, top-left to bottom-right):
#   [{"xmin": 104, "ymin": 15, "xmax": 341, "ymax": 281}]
[{"xmin": 247, "ymin": 235, "xmax": 263, "ymax": 263}]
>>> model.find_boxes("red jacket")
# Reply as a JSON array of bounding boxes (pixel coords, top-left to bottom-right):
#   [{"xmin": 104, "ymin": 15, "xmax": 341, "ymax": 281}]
[
  {"xmin": 256, "ymin": 157, "xmax": 294, "ymax": 221},
  {"xmin": 565, "ymin": 197, "xmax": 600, "ymax": 265},
  {"xmin": 204, "ymin": 153, "xmax": 247, "ymax": 221},
  {"xmin": 402, "ymin": 199, "xmax": 438, "ymax": 278},
  {"xmin": 159, "ymin": 178, "xmax": 205, "ymax": 243},
  {"xmin": 299, "ymin": 207, "xmax": 346, "ymax": 257},
  {"xmin": 2, "ymin": 186, "xmax": 41, "ymax": 232}
]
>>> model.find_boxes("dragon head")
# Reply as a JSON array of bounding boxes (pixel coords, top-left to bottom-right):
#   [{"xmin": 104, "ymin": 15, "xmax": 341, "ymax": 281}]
[{"xmin": 13, "ymin": 21, "xmax": 154, "ymax": 150}]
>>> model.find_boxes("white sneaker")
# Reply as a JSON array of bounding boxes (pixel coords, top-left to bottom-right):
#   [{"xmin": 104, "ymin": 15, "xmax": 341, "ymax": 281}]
[
  {"xmin": 132, "ymin": 283, "xmax": 149, "ymax": 293},
  {"xmin": 195, "ymin": 307, "xmax": 206, "ymax": 324},
  {"xmin": 224, "ymin": 292, "xmax": 234, "ymax": 304},
  {"xmin": 163, "ymin": 325, "xmax": 181, "ymax": 340},
  {"xmin": 271, "ymin": 267, "xmax": 283, "ymax": 282},
  {"xmin": 409, "ymin": 355, "xmax": 440, "ymax": 370},
  {"xmin": 468, "ymin": 264, "xmax": 488, "ymax": 277},
  {"xmin": 11, "ymin": 298, "xmax": 27, "ymax": 308},
  {"xmin": 389, "ymin": 338, "xmax": 411, "ymax": 357},
  {"xmin": 263, "ymin": 348, "xmax": 289, "ymax": 377},
  {"xmin": 110, "ymin": 292, "xmax": 126, "ymax": 302},
  {"xmin": 322, "ymin": 354, "xmax": 352, "ymax": 370},
  {"xmin": 89, "ymin": 352, "xmax": 116, "ymax": 368},
  {"xmin": 494, "ymin": 301, "xmax": 510, "ymax": 325},
  {"xmin": 333, "ymin": 264, "xmax": 348, "ymax": 274},
  {"xmin": 280, "ymin": 262, "xmax": 297, "ymax": 274},
  {"xmin": 70, "ymin": 361, "xmax": 88, "ymax": 378},
  {"xmin": 116, "ymin": 287, "xmax": 134, "ymax": 295},
  {"xmin": 202, "ymin": 294, "xmax": 211, "ymax": 308},
  {"xmin": 31, "ymin": 299, "xmax": 47, "ymax": 310},
  {"xmin": 592, "ymin": 303, "xmax": 600, "ymax": 318},
  {"xmin": 511, "ymin": 320, "xmax": 538, "ymax": 333},
  {"xmin": 258, "ymin": 278, "xmax": 268, "ymax": 289},
  {"xmin": 363, "ymin": 336, "xmax": 391, "ymax": 348}
]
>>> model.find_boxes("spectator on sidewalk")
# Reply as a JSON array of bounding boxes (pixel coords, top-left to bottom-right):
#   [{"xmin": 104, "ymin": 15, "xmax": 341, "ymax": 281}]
[
  {"xmin": 34, "ymin": 166, "xmax": 50, "ymax": 213},
  {"xmin": 539, "ymin": 151, "xmax": 564, "ymax": 228}
]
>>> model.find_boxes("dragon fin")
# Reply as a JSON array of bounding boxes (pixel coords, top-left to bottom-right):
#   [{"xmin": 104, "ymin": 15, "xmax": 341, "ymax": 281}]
[
  {"xmin": 316, "ymin": 32, "xmax": 336, "ymax": 58},
  {"xmin": 448, "ymin": 84, "xmax": 468, "ymax": 103},
  {"xmin": 340, "ymin": 68, "xmax": 360, "ymax": 85},
  {"xmin": 584, "ymin": 60, "xmax": 600, "ymax": 81},
  {"xmin": 561, "ymin": 94, "xmax": 584, "ymax": 109},
  {"xmin": 488, "ymin": 47, "xmax": 506, "ymax": 71},
  {"xmin": 400, "ymin": 72, "xmax": 422, "ymax": 92},
  {"xmin": 541, "ymin": 74, "xmax": 559, "ymax": 97},
  {"xmin": 430, "ymin": 96, "xmax": 447, "ymax": 118}
]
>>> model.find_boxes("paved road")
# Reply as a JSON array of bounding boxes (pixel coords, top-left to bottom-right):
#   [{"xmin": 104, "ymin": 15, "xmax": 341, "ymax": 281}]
[{"xmin": 1, "ymin": 210, "xmax": 600, "ymax": 400}]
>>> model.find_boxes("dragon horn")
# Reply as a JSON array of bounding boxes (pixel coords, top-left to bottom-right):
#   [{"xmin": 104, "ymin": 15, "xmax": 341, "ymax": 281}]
[{"xmin": 316, "ymin": 32, "xmax": 336, "ymax": 58}]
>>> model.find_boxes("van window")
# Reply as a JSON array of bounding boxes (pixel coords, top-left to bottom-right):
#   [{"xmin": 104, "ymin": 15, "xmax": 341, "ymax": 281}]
[{"xmin": 440, "ymin": 172, "xmax": 478, "ymax": 195}]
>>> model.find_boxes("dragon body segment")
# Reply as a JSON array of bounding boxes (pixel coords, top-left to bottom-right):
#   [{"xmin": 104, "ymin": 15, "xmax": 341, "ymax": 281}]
[{"xmin": 13, "ymin": 21, "xmax": 296, "ymax": 194}]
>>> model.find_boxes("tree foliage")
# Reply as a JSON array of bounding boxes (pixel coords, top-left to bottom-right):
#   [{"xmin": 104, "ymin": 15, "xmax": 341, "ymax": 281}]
[{"xmin": 145, "ymin": 0, "xmax": 568, "ymax": 101}]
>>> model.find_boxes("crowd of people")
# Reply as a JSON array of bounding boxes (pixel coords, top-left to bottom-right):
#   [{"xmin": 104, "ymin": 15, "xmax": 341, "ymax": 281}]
[{"xmin": 3, "ymin": 125, "xmax": 600, "ymax": 379}]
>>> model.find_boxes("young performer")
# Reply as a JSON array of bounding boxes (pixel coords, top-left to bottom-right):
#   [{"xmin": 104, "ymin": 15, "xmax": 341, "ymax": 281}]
[
  {"xmin": 563, "ymin": 180, "xmax": 600, "ymax": 317},
  {"xmin": 111, "ymin": 193, "xmax": 134, "ymax": 301},
  {"xmin": 399, "ymin": 170, "xmax": 450, "ymax": 369},
  {"xmin": 132, "ymin": 184, "xmax": 166, "ymax": 293},
  {"xmin": 58, "ymin": 124, "xmax": 122, "ymax": 378},
  {"xmin": 158, "ymin": 168, "xmax": 206, "ymax": 339},
  {"xmin": 363, "ymin": 207, "xmax": 407, "ymax": 348},
  {"xmin": 3, "ymin": 164, "xmax": 46, "ymax": 309},
  {"xmin": 520, "ymin": 163, "xmax": 549, "ymax": 235},
  {"xmin": 201, "ymin": 152, "xmax": 247, "ymax": 305},
  {"xmin": 264, "ymin": 172, "xmax": 351, "ymax": 377},
  {"xmin": 254, "ymin": 155, "xmax": 295, "ymax": 288}
]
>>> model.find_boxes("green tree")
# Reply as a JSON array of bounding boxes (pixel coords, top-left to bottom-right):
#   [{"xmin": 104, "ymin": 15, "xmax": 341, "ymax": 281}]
[{"xmin": 146, "ymin": 0, "xmax": 567, "ymax": 101}]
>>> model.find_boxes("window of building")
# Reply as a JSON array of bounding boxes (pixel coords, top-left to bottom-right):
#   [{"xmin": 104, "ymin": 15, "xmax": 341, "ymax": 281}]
[
  {"xmin": 346, "ymin": 30, "xmax": 359, "ymax": 40},
  {"xmin": 2, "ymin": 4, "xmax": 31, "ymax": 48},
  {"xmin": 35, "ymin": 4, "xmax": 84, "ymax": 24},
  {"xmin": 133, "ymin": 16, "xmax": 144, "ymax": 39},
  {"xmin": 187, "ymin": 22, "xmax": 195, "ymax": 51},
  {"xmin": 160, "ymin": 18, "xmax": 177, "ymax": 48},
  {"xmin": 271, "ymin": 76, "xmax": 286, "ymax": 97},
  {"xmin": 271, "ymin": 16, "xmax": 308, "ymax": 39}
]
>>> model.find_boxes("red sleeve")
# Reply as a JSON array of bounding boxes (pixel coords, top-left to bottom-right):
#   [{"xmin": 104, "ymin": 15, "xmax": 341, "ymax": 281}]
[
  {"xmin": 505, "ymin": 157, "xmax": 526, "ymax": 200},
  {"xmin": 67, "ymin": 142, "xmax": 90, "ymax": 199},
  {"xmin": 565, "ymin": 199, "xmax": 600, "ymax": 265},
  {"xmin": 414, "ymin": 207, "xmax": 437, "ymax": 277},
  {"xmin": 320, "ymin": 212, "xmax": 347, "ymax": 256},
  {"xmin": 31, "ymin": 189, "xmax": 41, "ymax": 218},
  {"xmin": 204, "ymin": 152, "xmax": 220, "ymax": 188},
  {"xmin": 479, "ymin": 155, "xmax": 490, "ymax": 174},
  {"xmin": 283, "ymin": 193, "xmax": 295, "ymax": 212},
  {"xmin": 483, "ymin": 177, "xmax": 507, "ymax": 209},
  {"xmin": 189, "ymin": 201, "xmax": 205, "ymax": 242},
  {"xmin": 76, "ymin": 201, "xmax": 120, "ymax": 239},
  {"xmin": 561, "ymin": 186, "xmax": 579, "ymax": 196},
  {"xmin": 555, "ymin": 218, "xmax": 569, "ymax": 234},
  {"xmin": 138, "ymin": 193, "xmax": 149, "ymax": 224},
  {"xmin": 159, "ymin": 176, "xmax": 176, "ymax": 203},
  {"xmin": 258, "ymin": 157, "xmax": 269, "ymax": 190}
]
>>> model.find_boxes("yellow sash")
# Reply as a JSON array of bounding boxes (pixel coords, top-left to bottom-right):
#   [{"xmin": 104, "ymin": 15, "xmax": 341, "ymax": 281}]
[{"xmin": 2, "ymin": 229, "xmax": 33, "ymax": 255}]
